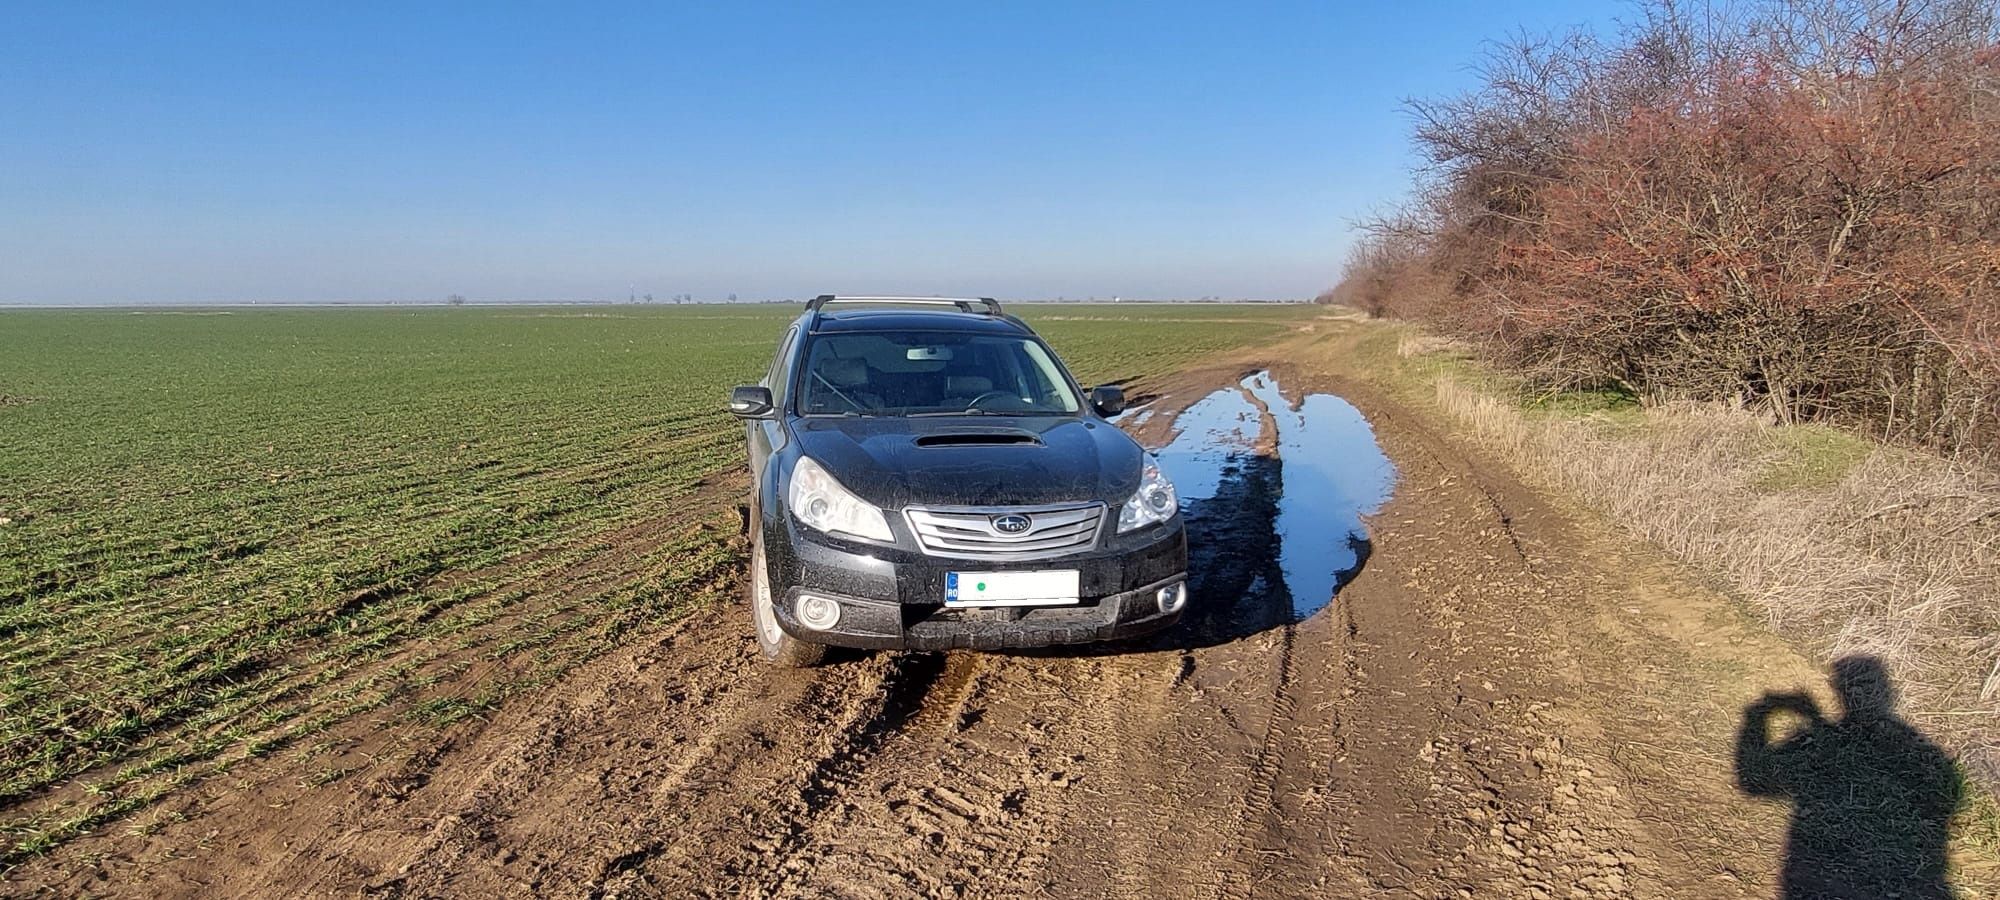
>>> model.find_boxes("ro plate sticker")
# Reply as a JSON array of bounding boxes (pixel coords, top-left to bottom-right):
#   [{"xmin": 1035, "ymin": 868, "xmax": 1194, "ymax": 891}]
[{"xmin": 946, "ymin": 571, "xmax": 959, "ymax": 603}]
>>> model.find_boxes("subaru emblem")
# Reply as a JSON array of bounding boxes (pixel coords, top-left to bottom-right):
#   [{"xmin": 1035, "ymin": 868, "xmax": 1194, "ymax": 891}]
[{"xmin": 991, "ymin": 514, "xmax": 1033, "ymax": 535}]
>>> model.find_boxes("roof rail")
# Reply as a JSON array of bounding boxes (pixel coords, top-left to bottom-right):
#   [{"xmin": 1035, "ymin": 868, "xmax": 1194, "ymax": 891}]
[{"xmin": 807, "ymin": 295, "xmax": 1003, "ymax": 316}]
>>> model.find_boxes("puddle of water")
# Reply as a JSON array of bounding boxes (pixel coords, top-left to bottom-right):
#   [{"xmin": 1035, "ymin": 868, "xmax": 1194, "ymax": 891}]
[
  {"xmin": 1146, "ymin": 370, "xmax": 1396, "ymax": 621},
  {"xmin": 1244, "ymin": 372, "xmax": 1395, "ymax": 619},
  {"xmin": 1150, "ymin": 383, "xmax": 1263, "ymax": 502}
]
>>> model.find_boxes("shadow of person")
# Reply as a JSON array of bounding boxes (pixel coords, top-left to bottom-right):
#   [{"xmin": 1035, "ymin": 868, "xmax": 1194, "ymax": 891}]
[{"xmin": 1735, "ymin": 656, "xmax": 1962, "ymax": 899}]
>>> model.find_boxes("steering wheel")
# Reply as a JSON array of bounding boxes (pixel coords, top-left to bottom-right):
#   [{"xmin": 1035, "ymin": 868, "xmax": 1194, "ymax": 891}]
[{"xmin": 965, "ymin": 390, "xmax": 1015, "ymax": 410}]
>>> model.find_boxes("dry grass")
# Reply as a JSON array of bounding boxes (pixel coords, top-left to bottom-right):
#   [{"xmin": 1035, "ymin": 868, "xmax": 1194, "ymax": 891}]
[{"xmin": 1409, "ymin": 338, "xmax": 2000, "ymax": 790}]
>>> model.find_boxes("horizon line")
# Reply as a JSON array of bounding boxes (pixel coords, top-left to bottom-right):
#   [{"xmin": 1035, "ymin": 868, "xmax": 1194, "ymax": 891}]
[{"xmin": 0, "ymin": 297, "xmax": 1313, "ymax": 310}]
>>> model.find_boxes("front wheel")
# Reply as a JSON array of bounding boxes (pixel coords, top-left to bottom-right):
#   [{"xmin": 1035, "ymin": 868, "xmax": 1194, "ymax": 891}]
[{"xmin": 748, "ymin": 526, "xmax": 828, "ymax": 668}]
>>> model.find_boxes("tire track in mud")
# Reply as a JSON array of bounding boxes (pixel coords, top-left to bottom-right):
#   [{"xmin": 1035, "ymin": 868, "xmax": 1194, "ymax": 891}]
[
  {"xmin": 589, "ymin": 649, "xmax": 962, "ymax": 897},
  {"xmin": 1216, "ymin": 622, "xmax": 1300, "ymax": 900},
  {"xmin": 362, "ymin": 607, "xmax": 788, "ymax": 897},
  {"xmin": 1033, "ymin": 371, "xmax": 1334, "ymax": 899},
  {"xmin": 1206, "ymin": 380, "xmax": 1310, "ymax": 900},
  {"xmin": 740, "ymin": 652, "xmax": 1132, "ymax": 899},
  {"xmin": 716, "ymin": 652, "xmax": 961, "ymax": 895}
]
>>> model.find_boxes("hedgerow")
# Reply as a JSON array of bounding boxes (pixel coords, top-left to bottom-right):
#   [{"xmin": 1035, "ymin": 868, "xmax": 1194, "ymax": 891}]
[{"xmin": 1333, "ymin": 0, "xmax": 2000, "ymax": 456}]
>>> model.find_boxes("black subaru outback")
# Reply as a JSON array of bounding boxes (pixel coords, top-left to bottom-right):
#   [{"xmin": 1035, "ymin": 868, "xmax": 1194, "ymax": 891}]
[{"xmin": 729, "ymin": 295, "xmax": 1188, "ymax": 666}]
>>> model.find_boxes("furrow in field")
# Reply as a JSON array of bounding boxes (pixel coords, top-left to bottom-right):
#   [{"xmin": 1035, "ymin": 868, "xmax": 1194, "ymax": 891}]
[
  {"xmin": 0, "ymin": 493, "xmax": 743, "ymax": 860},
  {"xmin": 0, "ymin": 423, "xmax": 737, "ymax": 639},
  {"xmin": 0, "ymin": 438, "xmax": 737, "ymax": 702}
]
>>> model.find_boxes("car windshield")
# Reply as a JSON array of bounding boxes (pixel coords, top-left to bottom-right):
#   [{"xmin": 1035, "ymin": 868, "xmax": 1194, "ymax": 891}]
[{"xmin": 796, "ymin": 331, "xmax": 1082, "ymax": 416}]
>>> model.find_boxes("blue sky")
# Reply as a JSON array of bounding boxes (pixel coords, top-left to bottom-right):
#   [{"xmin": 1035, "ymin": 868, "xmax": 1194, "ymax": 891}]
[{"xmin": 0, "ymin": 1, "xmax": 1618, "ymax": 304}]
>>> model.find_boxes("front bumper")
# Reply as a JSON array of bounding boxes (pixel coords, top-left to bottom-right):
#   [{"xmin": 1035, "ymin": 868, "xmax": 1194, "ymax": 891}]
[{"xmin": 763, "ymin": 513, "xmax": 1188, "ymax": 651}]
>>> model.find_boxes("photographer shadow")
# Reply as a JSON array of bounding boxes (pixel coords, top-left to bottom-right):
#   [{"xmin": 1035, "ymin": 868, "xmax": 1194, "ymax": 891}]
[{"xmin": 1735, "ymin": 656, "xmax": 1962, "ymax": 899}]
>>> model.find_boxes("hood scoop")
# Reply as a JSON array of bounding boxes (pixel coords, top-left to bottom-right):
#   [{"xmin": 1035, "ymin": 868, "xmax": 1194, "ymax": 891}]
[{"xmin": 913, "ymin": 430, "xmax": 1043, "ymax": 448}]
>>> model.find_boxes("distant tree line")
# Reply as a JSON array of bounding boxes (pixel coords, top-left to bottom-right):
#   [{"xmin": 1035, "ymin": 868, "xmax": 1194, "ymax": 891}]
[{"xmin": 1329, "ymin": 0, "xmax": 2000, "ymax": 456}]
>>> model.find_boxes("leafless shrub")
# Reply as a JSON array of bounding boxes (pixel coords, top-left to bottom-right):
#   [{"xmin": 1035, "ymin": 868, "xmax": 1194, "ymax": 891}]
[{"xmin": 1342, "ymin": 0, "xmax": 2000, "ymax": 457}]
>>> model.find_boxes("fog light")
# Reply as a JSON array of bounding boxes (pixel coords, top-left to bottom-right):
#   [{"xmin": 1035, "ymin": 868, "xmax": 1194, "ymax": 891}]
[
  {"xmin": 795, "ymin": 594, "xmax": 841, "ymax": 631},
  {"xmin": 1156, "ymin": 581, "xmax": 1187, "ymax": 614}
]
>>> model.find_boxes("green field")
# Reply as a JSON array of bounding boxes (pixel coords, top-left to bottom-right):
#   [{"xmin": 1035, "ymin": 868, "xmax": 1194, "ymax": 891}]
[{"xmin": 0, "ymin": 302, "xmax": 1312, "ymax": 861}]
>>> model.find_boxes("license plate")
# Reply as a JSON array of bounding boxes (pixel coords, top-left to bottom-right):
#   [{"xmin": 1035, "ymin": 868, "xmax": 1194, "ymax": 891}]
[{"xmin": 945, "ymin": 570, "xmax": 1080, "ymax": 607}]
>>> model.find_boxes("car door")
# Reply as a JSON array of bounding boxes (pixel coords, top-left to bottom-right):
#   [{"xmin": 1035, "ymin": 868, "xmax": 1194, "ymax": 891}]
[{"xmin": 747, "ymin": 324, "xmax": 799, "ymax": 493}]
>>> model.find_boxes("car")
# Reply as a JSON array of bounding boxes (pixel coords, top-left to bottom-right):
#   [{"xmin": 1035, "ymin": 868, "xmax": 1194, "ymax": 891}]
[{"xmin": 728, "ymin": 295, "xmax": 1189, "ymax": 666}]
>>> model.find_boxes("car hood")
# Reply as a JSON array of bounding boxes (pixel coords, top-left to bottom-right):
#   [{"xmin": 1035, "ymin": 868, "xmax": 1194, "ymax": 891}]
[{"xmin": 789, "ymin": 415, "xmax": 1143, "ymax": 509}]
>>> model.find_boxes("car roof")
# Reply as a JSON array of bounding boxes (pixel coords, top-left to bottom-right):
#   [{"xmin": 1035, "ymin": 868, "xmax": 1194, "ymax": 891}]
[{"xmin": 805, "ymin": 307, "xmax": 1035, "ymax": 335}]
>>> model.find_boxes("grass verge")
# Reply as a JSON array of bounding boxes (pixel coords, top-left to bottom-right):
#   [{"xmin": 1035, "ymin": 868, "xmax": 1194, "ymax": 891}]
[{"xmin": 1331, "ymin": 310, "xmax": 2000, "ymax": 865}]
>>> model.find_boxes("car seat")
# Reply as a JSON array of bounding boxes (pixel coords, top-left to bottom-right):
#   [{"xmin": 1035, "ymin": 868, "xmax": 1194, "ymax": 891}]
[{"xmin": 807, "ymin": 356, "xmax": 883, "ymax": 413}]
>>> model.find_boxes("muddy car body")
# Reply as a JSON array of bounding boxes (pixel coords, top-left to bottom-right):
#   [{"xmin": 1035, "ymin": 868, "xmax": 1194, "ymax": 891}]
[{"xmin": 730, "ymin": 296, "xmax": 1188, "ymax": 665}]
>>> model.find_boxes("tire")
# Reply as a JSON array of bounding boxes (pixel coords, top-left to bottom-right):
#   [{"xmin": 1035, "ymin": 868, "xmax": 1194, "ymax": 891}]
[{"xmin": 747, "ymin": 518, "xmax": 828, "ymax": 668}]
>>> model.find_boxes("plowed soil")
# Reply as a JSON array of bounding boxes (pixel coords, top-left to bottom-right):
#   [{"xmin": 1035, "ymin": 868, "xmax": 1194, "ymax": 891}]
[{"xmin": 7, "ymin": 328, "xmax": 1972, "ymax": 898}]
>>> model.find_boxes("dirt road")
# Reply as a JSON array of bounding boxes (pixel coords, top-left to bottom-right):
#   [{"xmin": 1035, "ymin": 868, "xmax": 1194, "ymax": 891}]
[{"xmin": 12, "ymin": 330, "xmax": 1977, "ymax": 898}]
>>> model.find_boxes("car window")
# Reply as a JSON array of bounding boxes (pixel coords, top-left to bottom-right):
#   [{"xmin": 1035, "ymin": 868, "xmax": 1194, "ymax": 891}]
[
  {"xmin": 797, "ymin": 331, "xmax": 1081, "ymax": 416},
  {"xmin": 765, "ymin": 326, "xmax": 799, "ymax": 402}
]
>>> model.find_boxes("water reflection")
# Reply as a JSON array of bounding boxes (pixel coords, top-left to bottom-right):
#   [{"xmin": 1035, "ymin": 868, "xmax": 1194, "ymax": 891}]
[
  {"xmin": 1135, "ymin": 370, "xmax": 1395, "ymax": 621},
  {"xmin": 1109, "ymin": 402, "xmax": 1157, "ymax": 428},
  {"xmin": 1152, "ymin": 381, "xmax": 1262, "ymax": 502},
  {"xmin": 1245, "ymin": 373, "xmax": 1395, "ymax": 618}
]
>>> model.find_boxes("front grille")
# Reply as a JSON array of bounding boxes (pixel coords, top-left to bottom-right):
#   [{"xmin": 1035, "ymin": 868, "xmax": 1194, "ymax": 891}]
[{"xmin": 904, "ymin": 503, "xmax": 1106, "ymax": 561}]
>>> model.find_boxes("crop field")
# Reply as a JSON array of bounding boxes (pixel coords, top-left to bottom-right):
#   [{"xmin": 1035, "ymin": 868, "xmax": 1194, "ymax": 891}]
[{"xmin": 0, "ymin": 302, "xmax": 1316, "ymax": 863}]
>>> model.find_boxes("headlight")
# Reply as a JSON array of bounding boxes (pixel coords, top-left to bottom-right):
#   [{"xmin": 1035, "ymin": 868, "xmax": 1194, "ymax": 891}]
[
  {"xmin": 789, "ymin": 457, "xmax": 893, "ymax": 542},
  {"xmin": 1117, "ymin": 457, "xmax": 1178, "ymax": 532}
]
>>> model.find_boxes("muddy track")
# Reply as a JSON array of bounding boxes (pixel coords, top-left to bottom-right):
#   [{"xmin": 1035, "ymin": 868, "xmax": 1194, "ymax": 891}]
[{"xmin": 8, "ymin": 333, "xmax": 1952, "ymax": 899}]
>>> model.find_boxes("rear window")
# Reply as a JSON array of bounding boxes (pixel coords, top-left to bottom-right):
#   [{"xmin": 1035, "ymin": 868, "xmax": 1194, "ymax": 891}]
[{"xmin": 796, "ymin": 331, "xmax": 1081, "ymax": 416}]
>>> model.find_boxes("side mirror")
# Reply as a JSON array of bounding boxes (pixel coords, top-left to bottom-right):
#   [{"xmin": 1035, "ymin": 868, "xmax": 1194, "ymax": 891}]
[
  {"xmin": 1088, "ymin": 385, "xmax": 1126, "ymax": 417},
  {"xmin": 729, "ymin": 385, "xmax": 775, "ymax": 418}
]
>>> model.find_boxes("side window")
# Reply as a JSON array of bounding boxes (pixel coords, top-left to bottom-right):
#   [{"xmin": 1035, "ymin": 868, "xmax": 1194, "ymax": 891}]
[{"xmin": 765, "ymin": 326, "xmax": 799, "ymax": 402}]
